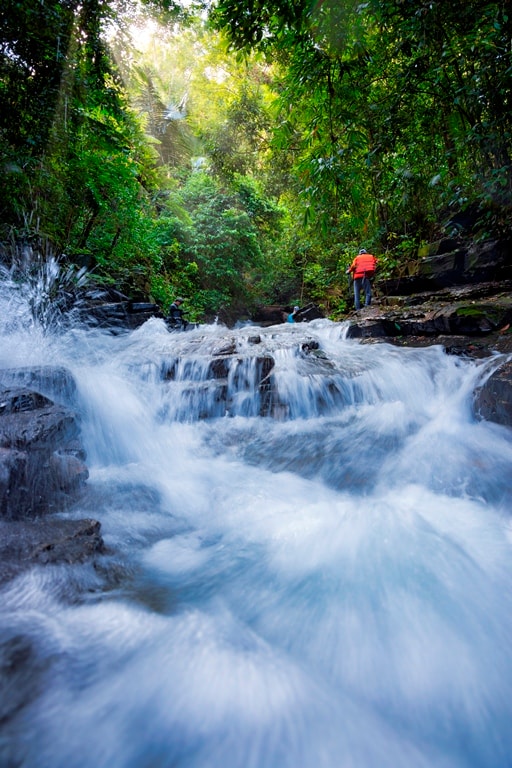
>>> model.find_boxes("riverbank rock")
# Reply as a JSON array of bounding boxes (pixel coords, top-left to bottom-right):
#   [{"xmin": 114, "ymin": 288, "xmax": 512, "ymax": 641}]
[
  {"xmin": 354, "ymin": 237, "xmax": 512, "ymax": 351},
  {"xmin": 344, "ymin": 243, "xmax": 512, "ymax": 429},
  {"xmin": 347, "ymin": 283, "xmax": 512, "ymax": 344},
  {"xmin": 0, "ymin": 365, "xmax": 79, "ymax": 407}
]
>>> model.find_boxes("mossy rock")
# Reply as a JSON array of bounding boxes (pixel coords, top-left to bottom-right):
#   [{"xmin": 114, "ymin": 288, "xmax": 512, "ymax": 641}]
[{"xmin": 455, "ymin": 299, "xmax": 512, "ymax": 328}]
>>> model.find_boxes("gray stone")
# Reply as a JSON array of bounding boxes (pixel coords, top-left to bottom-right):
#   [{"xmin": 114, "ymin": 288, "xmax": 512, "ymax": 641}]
[
  {"xmin": 474, "ymin": 361, "xmax": 512, "ymax": 429},
  {"xmin": 0, "ymin": 517, "xmax": 104, "ymax": 584},
  {"xmin": 0, "ymin": 373, "xmax": 88, "ymax": 519}
]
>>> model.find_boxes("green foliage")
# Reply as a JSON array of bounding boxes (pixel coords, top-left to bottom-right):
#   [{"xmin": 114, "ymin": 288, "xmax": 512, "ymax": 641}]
[
  {"xmin": 206, "ymin": 81, "xmax": 274, "ymax": 181},
  {"xmin": 159, "ymin": 171, "xmax": 265, "ymax": 312},
  {"xmin": 2, "ymin": 0, "xmax": 510, "ymax": 323},
  {"xmin": 125, "ymin": 63, "xmax": 200, "ymax": 167},
  {"xmin": 0, "ymin": 0, "xmax": 77, "ymax": 155},
  {"xmin": 0, "ymin": 0, "xmax": 167, "ymax": 300},
  {"xmin": 212, "ymin": 0, "xmax": 512, "ymax": 298}
]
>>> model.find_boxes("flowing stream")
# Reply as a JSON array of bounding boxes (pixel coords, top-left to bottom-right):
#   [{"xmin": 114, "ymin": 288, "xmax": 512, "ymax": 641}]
[{"xmin": 1, "ymin": 278, "xmax": 512, "ymax": 768}]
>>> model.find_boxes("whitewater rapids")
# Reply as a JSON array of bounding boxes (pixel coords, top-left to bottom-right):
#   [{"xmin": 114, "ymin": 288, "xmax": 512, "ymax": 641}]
[{"xmin": 1, "ymin": 287, "xmax": 512, "ymax": 768}]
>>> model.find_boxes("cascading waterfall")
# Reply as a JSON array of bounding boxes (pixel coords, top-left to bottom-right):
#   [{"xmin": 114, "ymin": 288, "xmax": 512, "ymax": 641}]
[{"xmin": 1, "ymin": 275, "xmax": 512, "ymax": 768}]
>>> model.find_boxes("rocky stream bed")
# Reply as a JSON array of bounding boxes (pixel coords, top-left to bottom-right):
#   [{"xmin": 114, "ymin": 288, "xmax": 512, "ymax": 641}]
[{"xmin": 1, "ymin": 236, "xmax": 511, "ymax": 584}]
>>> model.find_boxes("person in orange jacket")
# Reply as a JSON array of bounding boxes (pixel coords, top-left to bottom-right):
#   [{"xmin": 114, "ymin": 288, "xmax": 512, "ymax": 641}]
[{"xmin": 346, "ymin": 248, "xmax": 378, "ymax": 310}]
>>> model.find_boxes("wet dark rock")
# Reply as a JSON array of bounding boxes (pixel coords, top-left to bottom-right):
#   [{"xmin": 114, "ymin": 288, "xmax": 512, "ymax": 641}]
[
  {"xmin": 434, "ymin": 337, "xmax": 493, "ymax": 359},
  {"xmin": 161, "ymin": 360, "xmax": 177, "ymax": 380},
  {"xmin": 0, "ymin": 517, "xmax": 104, "ymax": 585},
  {"xmin": 294, "ymin": 303, "xmax": 324, "ymax": 322},
  {"xmin": 347, "ymin": 294, "xmax": 512, "ymax": 342},
  {"xmin": 72, "ymin": 286, "xmax": 162, "ymax": 332},
  {"xmin": 0, "ymin": 389, "xmax": 51, "ymax": 415},
  {"xmin": 249, "ymin": 303, "xmax": 325, "ymax": 327},
  {"xmin": 208, "ymin": 358, "xmax": 230, "ymax": 379},
  {"xmin": 0, "ymin": 388, "xmax": 88, "ymax": 519},
  {"xmin": 0, "ymin": 367, "xmax": 90, "ymax": 525},
  {"xmin": 77, "ymin": 301, "xmax": 161, "ymax": 332},
  {"xmin": 49, "ymin": 451, "xmax": 89, "ymax": 492},
  {"xmin": 0, "ymin": 392, "xmax": 78, "ymax": 453},
  {"xmin": 474, "ymin": 361, "xmax": 512, "ymax": 429},
  {"xmin": 252, "ymin": 305, "xmax": 289, "ymax": 325},
  {"xmin": 301, "ymin": 340, "xmax": 320, "ymax": 353},
  {"xmin": 211, "ymin": 339, "xmax": 237, "ymax": 356},
  {"xmin": 0, "ymin": 366, "xmax": 102, "ymax": 585}
]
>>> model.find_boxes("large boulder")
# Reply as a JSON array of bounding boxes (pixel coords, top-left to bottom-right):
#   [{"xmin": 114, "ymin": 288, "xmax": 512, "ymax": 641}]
[
  {"xmin": 252, "ymin": 305, "xmax": 289, "ymax": 325},
  {"xmin": 474, "ymin": 360, "xmax": 512, "ymax": 429},
  {"xmin": 0, "ymin": 368, "xmax": 89, "ymax": 519},
  {"xmin": 417, "ymin": 238, "xmax": 512, "ymax": 286}
]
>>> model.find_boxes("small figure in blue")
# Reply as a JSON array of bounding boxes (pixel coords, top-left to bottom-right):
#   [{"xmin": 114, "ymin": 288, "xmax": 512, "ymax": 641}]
[{"xmin": 287, "ymin": 305, "xmax": 300, "ymax": 323}]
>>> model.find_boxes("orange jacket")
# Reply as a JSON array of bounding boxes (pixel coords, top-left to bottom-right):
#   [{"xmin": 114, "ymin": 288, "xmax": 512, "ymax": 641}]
[{"xmin": 348, "ymin": 253, "xmax": 377, "ymax": 279}]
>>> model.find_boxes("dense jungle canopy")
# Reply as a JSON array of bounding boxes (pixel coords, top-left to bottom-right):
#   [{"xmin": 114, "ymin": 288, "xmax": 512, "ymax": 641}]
[{"xmin": 1, "ymin": 0, "xmax": 511, "ymax": 320}]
